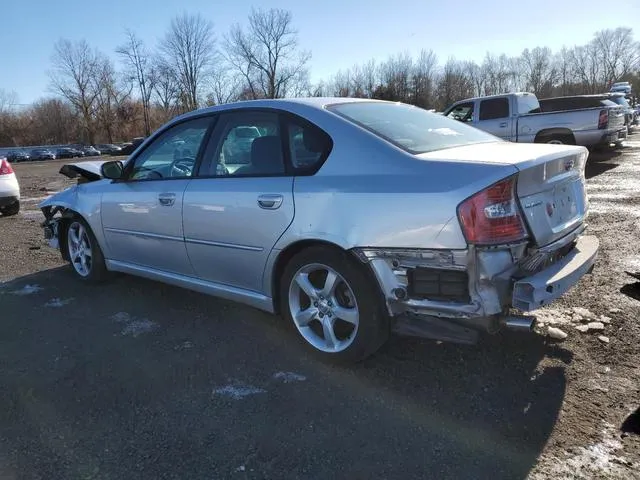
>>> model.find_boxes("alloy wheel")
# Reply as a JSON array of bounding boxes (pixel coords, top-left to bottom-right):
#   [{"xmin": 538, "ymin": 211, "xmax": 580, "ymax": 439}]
[
  {"xmin": 288, "ymin": 263, "xmax": 359, "ymax": 353},
  {"xmin": 67, "ymin": 221, "xmax": 92, "ymax": 277}
]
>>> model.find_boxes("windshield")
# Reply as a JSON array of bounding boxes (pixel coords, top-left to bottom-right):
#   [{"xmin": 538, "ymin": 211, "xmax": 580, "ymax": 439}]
[{"xmin": 328, "ymin": 101, "xmax": 498, "ymax": 154}]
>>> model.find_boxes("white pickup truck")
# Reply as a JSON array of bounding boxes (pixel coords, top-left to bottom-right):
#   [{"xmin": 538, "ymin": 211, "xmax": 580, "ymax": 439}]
[{"xmin": 443, "ymin": 92, "xmax": 626, "ymax": 148}]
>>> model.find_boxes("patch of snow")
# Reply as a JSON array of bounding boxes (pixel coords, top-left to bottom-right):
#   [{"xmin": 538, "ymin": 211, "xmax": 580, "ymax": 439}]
[
  {"xmin": 111, "ymin": 312, "xmax": 131, "ymax": 323},
  {"xmin": 272, "ymin": 371, "xmax": 307, "ymax": 383},
  {"xmin": 44, "ymin": 297, "xmax": 74, "ymax": 307},
  {"xmin": 541, "ymin": 423, "xmax": 630, "ymax": 479},
  {"xmin": 586, "ymin": 321, "xmax": 605, "ymax": 331},
  {"xmin": 547, "ymin": 327, "xmax": 568, "ymax": 340},
  {"xmin": 598, "ymin": 335, "xmax": 610, "ymax": 344},
  {"xmin": 174, "ymin": 341, "xmax": 193, "ymax": 350},
  {"xmin": 120, "ymin": 319, "xmax": 158, "ymax": 338},
  {"xmin": 11, "ymin": 284, "xmax": 43, "ymax": 295},
  {"xmin": 212, "ymin": 383, "xmax": 266, "ymax": 400}
]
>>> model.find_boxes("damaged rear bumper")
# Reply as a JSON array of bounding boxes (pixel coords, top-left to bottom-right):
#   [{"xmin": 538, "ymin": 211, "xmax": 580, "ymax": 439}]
[
  {"xmin": 512, "ymin": 235, "xmax": 599, "ymax": 311},
  {"xmin": 353, "ymin": 232, "xmax": 599, "ymax": 336}
]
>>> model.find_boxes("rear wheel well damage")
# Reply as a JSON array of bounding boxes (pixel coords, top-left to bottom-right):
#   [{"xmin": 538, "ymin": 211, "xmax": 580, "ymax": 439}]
[{"xmin": 270, "ymin": 240, "xmax": 381, "ymax": 315}]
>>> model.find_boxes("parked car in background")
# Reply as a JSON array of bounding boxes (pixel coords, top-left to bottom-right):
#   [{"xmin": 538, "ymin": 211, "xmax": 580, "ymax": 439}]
[
  {"xmin": 94, "ymin": 144, "xmax": 122, "ymax": 155},
  {"xmin": 80, "ymin": 146, "xmax": 101, "ymax": 157},
  {"xmin": 443, "ymin": 92, "xmax": 626, "ymax": 148},
  {"xmin": 610, "ymin": 81, "xmax": 632, "ymax": 94},
  {"xmin": 118, "ymin": 137, "xmax": 145, "ymax": 156},
  {"xmin": 40, "ymin": 98, "xmax": 598, "ymax": 362},
  {"xmin": 606, "ymin": 92, "xmax": 637, "ymax": 133},
  {"xmin": 30, "ymin": 149, "xmax": 56, "ymax": 161},
  {"xmin": 0, "ymin": 157, "xmax": 20, "ymax": 216},
  {"xmin": 6, "ymin": 150, "xmax": 30, "ymax": 163},
  {"xmin": 56, "ymin": 147, "xmax": 82, "ymax": 159}
]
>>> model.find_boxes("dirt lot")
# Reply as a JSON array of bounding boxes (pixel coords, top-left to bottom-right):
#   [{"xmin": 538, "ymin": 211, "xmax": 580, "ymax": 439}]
[{"xmin": 1, "ymin": 145, "xmax": 639, "ymax": 480}]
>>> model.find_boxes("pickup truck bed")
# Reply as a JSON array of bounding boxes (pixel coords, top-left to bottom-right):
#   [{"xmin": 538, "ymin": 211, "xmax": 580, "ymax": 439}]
[{"xmin": 443, "ymin": 92, "xmax": 626, "ymax": 148}]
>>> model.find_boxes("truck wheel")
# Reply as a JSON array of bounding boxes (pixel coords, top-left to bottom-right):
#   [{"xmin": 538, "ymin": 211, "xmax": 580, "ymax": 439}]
[{"xmin": 543, "ymin": 135, "xmax": 574, "ymax": 145}]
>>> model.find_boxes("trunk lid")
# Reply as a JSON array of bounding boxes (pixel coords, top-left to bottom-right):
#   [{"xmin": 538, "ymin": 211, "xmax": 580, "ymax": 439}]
[{"xmin": 418, "ymin": 142, "xmax": 589, "ymax": 247}]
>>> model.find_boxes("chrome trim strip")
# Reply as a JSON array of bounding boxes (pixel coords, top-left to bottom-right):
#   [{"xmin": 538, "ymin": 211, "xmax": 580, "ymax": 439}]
[
  {"xmin": 184, "ymin": 237, "xmax": 263, "ymax": 252},
  {"xmin": 104, "ymin": 227, "xmax": 184, "ymax": 243},
  {"xmin": 105, "ymin": 259, "xmax": 274, "ymax": 313}
]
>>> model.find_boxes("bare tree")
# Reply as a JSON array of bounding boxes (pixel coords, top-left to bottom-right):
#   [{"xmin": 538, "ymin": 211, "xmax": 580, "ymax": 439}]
[
  {"xmin": 152, "ymin": 57, "xmax": 180, "ymax": 119},
  {"xmin": 160, "ymin": 13, "xmax": 216, "ymax": 111},
  {"xmin": 412, "ymin": 50, "xmax": 438, "ymax": 108},
  {"xmin": 0, "ymin": 89, "xmax": 18, "ymax": 114},
  {"xmin": 437, "ymin": 58, "xmax": 474, "ymax": 110},
  {"xmin": 593, "ymin": 27, "xmax": 640, "ymax": 86},
  {"xmin": 117, "ymin": 30, "xmax": 156, "ymax": 135},
  {"xmin": 49, "ymin": 38, "xmax": 102, "ymax": 143},
  {"xmin": 93, "ymin": 56, "xmax": 133, "ymax": 142},
  {"xmin": 225, "ymin": 8, "xmax": 310, "ymax": 99},
  {"xmin": 206, "ymin": 68, "xmax": 243, "ymax": 105},
  {"xmin": 520, "ymin": 47, "xmax": 557, "ymax": 97}
]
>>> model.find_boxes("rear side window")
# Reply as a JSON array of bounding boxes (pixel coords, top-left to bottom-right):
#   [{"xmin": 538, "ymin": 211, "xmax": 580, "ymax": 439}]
[
  {"xmin": 479, "ymin": 98, "xmax": 509, "ymax": 120},
  {"xmin": 286, "ymin": 119, "xmax": 332, "ymax": 172}
]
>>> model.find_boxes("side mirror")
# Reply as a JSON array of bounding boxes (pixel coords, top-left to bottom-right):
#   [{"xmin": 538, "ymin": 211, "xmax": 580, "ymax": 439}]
[{"xmin": 101, "ymin": 160, "xmax": 124, "ymax": 180}]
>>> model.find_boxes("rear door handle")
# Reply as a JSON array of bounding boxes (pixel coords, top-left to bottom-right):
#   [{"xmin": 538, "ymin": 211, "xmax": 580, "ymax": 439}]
[
  {"xmin": 158, "ymin": 193, "xmax": 176, "ymax": 206},
  {"xmin": 499, "ymin": 122, "xmax": 508, "ymax": 128},
  {"xmin": 257, "ymin": 194, "xmax": 283, "ymax": 210}
]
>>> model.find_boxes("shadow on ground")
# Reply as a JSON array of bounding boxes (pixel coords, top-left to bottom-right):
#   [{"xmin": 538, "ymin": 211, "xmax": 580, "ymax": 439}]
[
  {"xmin": 0, "ymin": 267, "xmax": 569, "ymax": 479},
  {"xmin": 620, "ymin": 282, "xmax": 640, "ymax": 302},
  {"xmin": 586, "ymin": 149, "xmax": 622, "ymax": 179}
]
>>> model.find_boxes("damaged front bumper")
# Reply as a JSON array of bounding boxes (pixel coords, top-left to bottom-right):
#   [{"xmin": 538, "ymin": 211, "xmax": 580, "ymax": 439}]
[{"xmin": 352, "ymin": 229, "xmax": 599, "ymax": 336}]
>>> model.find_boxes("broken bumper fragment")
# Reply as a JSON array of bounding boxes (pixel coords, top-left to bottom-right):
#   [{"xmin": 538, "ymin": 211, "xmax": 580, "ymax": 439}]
[{"xmin": 512, "ymin": 235, "xmax": 599, "ymax": 311}]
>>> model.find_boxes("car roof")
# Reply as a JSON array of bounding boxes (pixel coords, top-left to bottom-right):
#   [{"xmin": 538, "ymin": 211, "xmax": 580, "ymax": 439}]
[{"xmin": 173, "ymin": 97, "xmax": 389, "ymax": 123}]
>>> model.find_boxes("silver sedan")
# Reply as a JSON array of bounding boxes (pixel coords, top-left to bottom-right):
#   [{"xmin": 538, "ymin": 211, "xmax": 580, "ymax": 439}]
[{"xmin": 40, "ymin": 98, "xmax": 599, "ymax": 362}]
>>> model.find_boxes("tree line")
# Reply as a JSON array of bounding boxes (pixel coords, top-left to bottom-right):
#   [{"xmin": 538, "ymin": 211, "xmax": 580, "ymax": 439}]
[{"xmin": 0, "ymin": 9, "xmax": 638, "ymax": 148}]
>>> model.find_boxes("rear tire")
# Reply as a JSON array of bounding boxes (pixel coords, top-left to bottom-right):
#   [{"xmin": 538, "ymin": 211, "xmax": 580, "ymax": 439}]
[
  {"xmin": 280, "ymin": 246, "xmax": 390, "ymax": 363},
  {"xmin": 538, "ymin": 134, "xmax": 575, "ymax": 145},
  {"xmin": 65, "ymin": 216, "xmax": 109, "ymax": 283},
  {"xmin": 0, "ymin": 200, "xmax": 20, "ymax": 217}
]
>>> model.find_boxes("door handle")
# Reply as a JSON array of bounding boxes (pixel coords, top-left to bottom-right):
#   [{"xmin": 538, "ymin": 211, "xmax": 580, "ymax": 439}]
[
  {"xmin": 257, "ymin": 194, "xmax": 283, "ymax": 210},
  {"xmin": 158, "ymin": 193, "xmax": 176, "ymax": 206},
  {"xmin": 499, "ymin": 122, "xmax": 508, "ymax": 128}
]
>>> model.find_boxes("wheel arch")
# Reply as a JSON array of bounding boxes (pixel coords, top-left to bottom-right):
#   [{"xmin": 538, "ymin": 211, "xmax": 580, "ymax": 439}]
[
  {"xmin": 270, "ymin": 239, "xmax": 377, "ymax": 315},
  {"xmin": 534, "ymin": 128, "xmax": 576, "ymax": 144}
]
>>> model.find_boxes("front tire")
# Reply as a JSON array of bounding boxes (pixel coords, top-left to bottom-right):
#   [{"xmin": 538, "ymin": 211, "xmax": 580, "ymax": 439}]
[
  {"xmin": 66, "ymin": 217, "xmax": 109, "ymax": 283},
  {"xmin": 0, "ymin": 200, "xmax": 20, "ymax": 217},
  {"xmin": 280, "ymin": 246, "xmax": 389, "ymax": 363}
]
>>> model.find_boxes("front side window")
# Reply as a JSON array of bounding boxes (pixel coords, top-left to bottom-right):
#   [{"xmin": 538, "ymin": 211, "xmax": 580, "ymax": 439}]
[
  {"xmin": 329, "ymin": 101, "xmax": 497, "ymax": 154},
  {"xmin": 479, "ymin": 98, "xmax": 510, "ymax": 120},
  {"xmin": 128, "ymin": 117, "xmax": 211, "ymax": 180},
  {"xmin": 446, "ymin": 102, "xmax": 474, "ymax": 122},
  {"xmin": 210, "ymin": 111, "xmax": 285, "ymax": 177}
]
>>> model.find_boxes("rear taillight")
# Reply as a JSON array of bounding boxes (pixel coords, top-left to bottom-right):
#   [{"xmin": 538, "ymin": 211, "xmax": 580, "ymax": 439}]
[
  {"xmin": 0, "ymin": 158, "xmax": 13, "ymax": 175},
  {"xmin": 457, "ymin": 176, "xmax": 528, "ymax": 245},
  {"xmin": 598, "ymin": 109, "xmax": 608, "ymax": 129}
]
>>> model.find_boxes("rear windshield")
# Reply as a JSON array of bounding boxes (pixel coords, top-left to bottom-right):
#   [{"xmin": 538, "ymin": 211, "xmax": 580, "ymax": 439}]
[{"xmin": 327, "ymin": 101, "xmax": 498, "ymax": 154}]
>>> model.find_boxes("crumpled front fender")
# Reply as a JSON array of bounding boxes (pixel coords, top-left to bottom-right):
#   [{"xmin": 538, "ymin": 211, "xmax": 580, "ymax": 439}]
[{"xmin": 38, "ymin": 185, "xmax": 79, "ymax": 212}]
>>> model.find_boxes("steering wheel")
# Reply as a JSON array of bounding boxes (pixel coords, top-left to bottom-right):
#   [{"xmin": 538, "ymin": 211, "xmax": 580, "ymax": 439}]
[{"xmin": 169, "ymin": 156, "xmax": 195, "ymax": 177}]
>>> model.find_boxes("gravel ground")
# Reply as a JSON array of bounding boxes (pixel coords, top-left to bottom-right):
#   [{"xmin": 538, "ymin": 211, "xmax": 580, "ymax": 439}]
[{"xmin": 0, "ymin": 146, "xmax": 639, "ymax": 480}]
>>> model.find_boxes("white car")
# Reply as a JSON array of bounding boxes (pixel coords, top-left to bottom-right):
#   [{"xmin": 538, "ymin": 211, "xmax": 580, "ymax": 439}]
[{"xmin": 0, "ymin": 157, "xmax": 20, "ymax": 216}]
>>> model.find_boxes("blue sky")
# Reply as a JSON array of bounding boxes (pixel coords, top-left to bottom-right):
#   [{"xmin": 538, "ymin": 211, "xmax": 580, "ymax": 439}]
[{"xmin": 3, "ymin": 0, "xmax": 639, "ymax": 104}]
